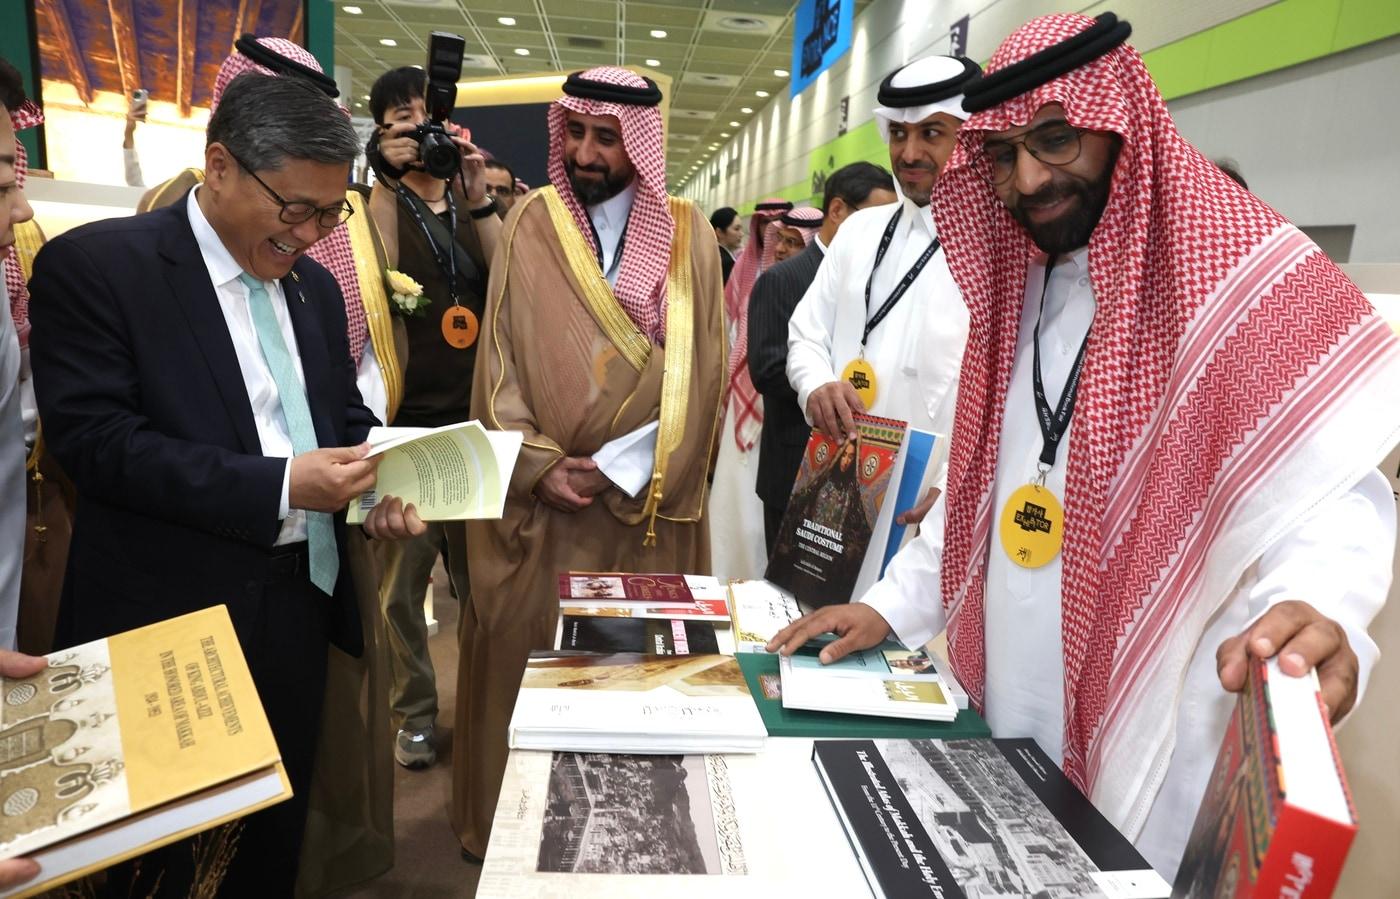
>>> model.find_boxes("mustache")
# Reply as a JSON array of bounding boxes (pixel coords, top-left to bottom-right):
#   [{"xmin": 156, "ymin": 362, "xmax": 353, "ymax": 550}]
[
  {"xmin": 569, "ymin": 161, "xmax": 609, "ymax": 175},
  {"xmin": 895, "ymin": 161, "xmax": 936, "ymax": 173},
  {"xmin": 1015, "ymin": 184, "xmax": 1078, "ymax": 210}
]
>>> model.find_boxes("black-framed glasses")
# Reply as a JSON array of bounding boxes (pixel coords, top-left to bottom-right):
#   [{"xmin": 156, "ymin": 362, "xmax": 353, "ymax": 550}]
[
  {"xmin": 227, "ymin": 150, "xmax": 355, "ymax": 229},
  {"xmin": 977, "ymin": 121, "xmax": 1090, "ymax": 186}
]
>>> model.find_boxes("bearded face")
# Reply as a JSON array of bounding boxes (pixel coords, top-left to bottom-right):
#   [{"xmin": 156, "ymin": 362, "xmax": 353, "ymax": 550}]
[{"xmin": 563, "ymin": 109, "xmax": 636, "ymax": 205}]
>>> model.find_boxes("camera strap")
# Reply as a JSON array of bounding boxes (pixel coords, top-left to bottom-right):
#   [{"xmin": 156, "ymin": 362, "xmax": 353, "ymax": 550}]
[{"xmin": 395, "ymin": 183, "xmax": 484, "ymax": 301}]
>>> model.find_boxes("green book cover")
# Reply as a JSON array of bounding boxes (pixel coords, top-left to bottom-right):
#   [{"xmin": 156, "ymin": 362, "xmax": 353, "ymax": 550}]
[{"xmin": 736, "ymin": 652, "xmax": 990, "ymax": 739}]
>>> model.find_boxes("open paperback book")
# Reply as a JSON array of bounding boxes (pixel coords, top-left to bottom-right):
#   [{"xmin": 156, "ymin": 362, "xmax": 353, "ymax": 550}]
[
  {"xmin": 814, "ymin": 738, "xmax": 1171, "ymax": 899},
  {"xmin": 779, "ymin": 643, "xmax": 960, "ymax": 721},
  {"xmin": 0, "ymin": 606, "xmax": 288, "ymax": 898},
  {"xmin": 478, "ymin": 739, "xmax": 871, "ymax": 896},
  {"xmin": 345, "ymin": 421, "xmax": 523, "ymax": 524},
  {"xmin": 1171, "ymin": 658, "xmax": 1357, "ymax": 899},
  {"xmin": 507, "ymin": 651, "xmax": 766, "ymax": 755}
]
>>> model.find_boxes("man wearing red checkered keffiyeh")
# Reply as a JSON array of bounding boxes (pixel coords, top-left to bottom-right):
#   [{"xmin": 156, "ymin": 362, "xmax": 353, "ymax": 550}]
[
  {"xmin": 452, "ymin": 66, "xmax": 728, "ymax": 860},
  {"xmin": 708, "ymin": 206, "xmax": 824, "ymax": 581},
  {"xmin": 768, "ymin": 13, "xmax": 1400, "ymax": 879}
]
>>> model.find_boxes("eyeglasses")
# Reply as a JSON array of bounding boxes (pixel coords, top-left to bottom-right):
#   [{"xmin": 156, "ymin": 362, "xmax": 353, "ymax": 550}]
[
  {"xmin": 227, "ymin": 149, "xmax": 355, "ymax": 229},
  {"xmin": 977, "ymin": 121, "xmax": 1090, "ymax": 186}
]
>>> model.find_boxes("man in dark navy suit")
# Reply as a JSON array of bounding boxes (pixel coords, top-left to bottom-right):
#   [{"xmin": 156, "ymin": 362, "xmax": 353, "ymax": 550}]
[
  {"xmin": 29, "ymin": 73, "xmax": 424, "ymax": 896},
  {"xmin": 747, "ymin": 162, "xmax": 896, "ymax": 549}
]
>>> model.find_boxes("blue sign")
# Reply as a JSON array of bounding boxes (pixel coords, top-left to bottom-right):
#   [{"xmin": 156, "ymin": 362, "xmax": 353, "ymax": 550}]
[{"xmin": 791, "ymin": 0, "xmax": 854, "ymax": 98}]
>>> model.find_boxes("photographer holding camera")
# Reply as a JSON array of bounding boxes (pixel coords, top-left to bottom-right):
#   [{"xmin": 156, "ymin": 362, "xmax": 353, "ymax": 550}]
[{"xmin": 365, "ymin": 47, "xmax": 501, "ymax": 770}]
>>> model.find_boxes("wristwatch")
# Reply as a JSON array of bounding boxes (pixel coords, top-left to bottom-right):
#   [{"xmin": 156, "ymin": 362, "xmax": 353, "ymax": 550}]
[{"xmin": 468, "ymin": 196, "xmax": 500, "ymax": 220}]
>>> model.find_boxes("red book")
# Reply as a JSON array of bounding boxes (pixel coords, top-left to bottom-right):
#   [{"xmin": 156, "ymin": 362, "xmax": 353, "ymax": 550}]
[
  {"xmin": 1173, "ymin": 657, "xmax": 1357, "ymax": 898},
  {"xmin": 556, "ymin": 571, "xmax": 708, "ymax": 606}
]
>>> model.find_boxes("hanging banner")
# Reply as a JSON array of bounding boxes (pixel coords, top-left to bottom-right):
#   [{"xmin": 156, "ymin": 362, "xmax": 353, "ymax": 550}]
[{"xmin": 791, "ymin": 0, "xmax": 854, "ymax": 98}]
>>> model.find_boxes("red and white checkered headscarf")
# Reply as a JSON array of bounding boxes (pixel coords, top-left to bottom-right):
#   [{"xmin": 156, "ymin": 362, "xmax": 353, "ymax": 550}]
[
  {"xmin": 726, "ymin": 207, "xmax": 824, "ymax": 451},
  {"xmin": 933, "ymin": 13, "xmax": 1400, "ymax": 830},
  {"xmin": 4, "ymin": 99, "xmax": 42, "ymax": 348},
  {"xmin": 213, "ymin": 38, "xmax": 370, "ymax": 364},
  {"xmin": 723, "ymin": 199, "xmax": 789, "ymax": 327},
  {"xmin": 547, "ymin": 67, "xmax": 672, "ymax": 343}
]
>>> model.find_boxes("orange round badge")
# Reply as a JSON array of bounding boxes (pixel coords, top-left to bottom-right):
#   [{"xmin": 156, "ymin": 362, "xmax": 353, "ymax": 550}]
[{"xmin": 441, "ymin": 305, "xmax": 479, "ymax": 349}]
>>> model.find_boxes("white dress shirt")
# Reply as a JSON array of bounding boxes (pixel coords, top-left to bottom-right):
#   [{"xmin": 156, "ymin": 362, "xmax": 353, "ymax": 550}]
[
  {"xmin": 355, "ymin": 340, "xmax": 387, "ymax": 426},
  {"xmin": 588, "ymin": 179, "xmax": 638, "ymax": 289},
  {"xmin": 187, "ymin": 188, "xmax": 307, "ymax": 544},
  {"xmin": 786, "ymin": 195, "xmax": 968, "ymax": 437},
  {"xmin": 861, "ymin": 247, "xmax": 1393, "ymax": 878},
  {"xmin": 0, "ymin": 275, "xmax": 22, "ymax": 647}
]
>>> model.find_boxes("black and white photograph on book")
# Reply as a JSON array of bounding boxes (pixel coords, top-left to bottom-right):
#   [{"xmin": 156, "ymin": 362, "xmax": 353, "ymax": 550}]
[{"xmin": 536, "ymin": 753, "xmax": 746, "ymax": 876}]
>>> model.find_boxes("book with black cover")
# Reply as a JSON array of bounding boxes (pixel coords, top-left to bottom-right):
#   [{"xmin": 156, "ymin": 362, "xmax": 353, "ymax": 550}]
[
  {"xmin": 765, "ymin": 414, "xmax": 905, "ymax": 607},
  {"xmin": 813, "ymin": 738, "xmax": 1171, "ymax": 899},
  {"xmin": 555, "ymin": 615, "xmax": 726, "ymax": 656}
]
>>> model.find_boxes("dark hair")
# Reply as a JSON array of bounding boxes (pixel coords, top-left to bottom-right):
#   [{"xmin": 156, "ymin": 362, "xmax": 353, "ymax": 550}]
[
  {"xmin": 484, "ymin": 157, "xmax": 515, "ymax": 184},
  {"xmin": 710, "ymin": 207, "xmax": 739, "ymax": 230},
  {"xmin": 207, "ymin": 73, "xmax": 360, "ymax": 171},
  {"xmin": 370, "ymin": 66, "xmax": 426, "ymax": 124},
  {"xmin": 0, "ymin": 57, "xmax": 27, "ymax": 112},
  {"xmin": 823, "ymin": 162, "xmax": 895, "ymax": 215},
  {"xmin": 1215, "ymin": 157, "xmax": 1248, "ymax": 190}
]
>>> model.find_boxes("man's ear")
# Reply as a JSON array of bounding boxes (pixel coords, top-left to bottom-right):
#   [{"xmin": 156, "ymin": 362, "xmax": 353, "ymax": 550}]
[{"xmin": 827, "ymin": 197, "xmax": 850, "ymax": 227}]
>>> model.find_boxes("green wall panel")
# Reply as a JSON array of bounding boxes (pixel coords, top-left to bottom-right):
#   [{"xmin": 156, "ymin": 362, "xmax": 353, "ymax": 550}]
[{"xmin": 306, "ymin": 0, "xmax": 335, "ymax": 74}]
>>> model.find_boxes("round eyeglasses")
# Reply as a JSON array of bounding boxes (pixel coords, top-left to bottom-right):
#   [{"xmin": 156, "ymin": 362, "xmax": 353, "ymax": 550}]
[{"xmin": 977, "ymin": 121, "xmax": 1090, "ymax": 186}]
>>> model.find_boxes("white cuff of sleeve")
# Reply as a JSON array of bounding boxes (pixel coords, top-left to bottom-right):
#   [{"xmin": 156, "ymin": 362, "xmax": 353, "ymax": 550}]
[
  {"xmin": 860, "ymin": 583, "xmax": 939, "ymax": 650},
  {"xmin": 279, "ymin": 459, "xmax": 292, "ymax": 520},
  {"xmin": 593, "ymin": 421, "xmax": 660, "ymax": 498}
]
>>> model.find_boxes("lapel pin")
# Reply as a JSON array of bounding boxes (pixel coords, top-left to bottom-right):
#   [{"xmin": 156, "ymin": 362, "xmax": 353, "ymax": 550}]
[
  {"xmin": 299, "ymin": 291, "xmax": 306, "ymax": 304},
  {"xmin": 291, "ymin": 271, "xmax": 301, "ymax": 283}
]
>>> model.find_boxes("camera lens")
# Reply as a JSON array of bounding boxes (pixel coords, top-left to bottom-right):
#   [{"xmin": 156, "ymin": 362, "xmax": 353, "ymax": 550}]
[{"xmin": 419, "ymin": 131, "xmax": 459, "ymax": 180}]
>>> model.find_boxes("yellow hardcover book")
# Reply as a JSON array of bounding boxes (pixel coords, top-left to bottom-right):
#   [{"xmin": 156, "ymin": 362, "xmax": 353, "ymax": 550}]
[{"xmin": 0, "ymin": 606, "xmax": 290, "ymax": 898}]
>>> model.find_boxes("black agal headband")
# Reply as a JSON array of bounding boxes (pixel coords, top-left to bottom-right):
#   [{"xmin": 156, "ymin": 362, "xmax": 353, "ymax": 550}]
[
  {"xmin": 961, "ymin": 13, "xmax": 1132, "ymax": 113},
  {"xmin": 755, "ymin": 200, "xmax": 794, "ymax": 213},
  {"xmin": 563, "ymin": 71, "xmax": 663, "ymax": 107},
  {"xmin": 234, "ymin": 34, "xmax": 340, "ymax": 98},
  {"xmin": 877, "ymin": 56, "xmax": 981, "ymax": 108}
]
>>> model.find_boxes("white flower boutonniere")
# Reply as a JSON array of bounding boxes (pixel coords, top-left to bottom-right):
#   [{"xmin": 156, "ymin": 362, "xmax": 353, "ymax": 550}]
[{"xmin": 386, "ymin": 269, "xmax": 430, "ymax": 317}]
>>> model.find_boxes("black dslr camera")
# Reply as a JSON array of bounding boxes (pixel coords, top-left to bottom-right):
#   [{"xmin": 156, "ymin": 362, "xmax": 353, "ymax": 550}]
[{"xmin": 408, "ymin": 31, "xmax": 466, "ymax": 179}]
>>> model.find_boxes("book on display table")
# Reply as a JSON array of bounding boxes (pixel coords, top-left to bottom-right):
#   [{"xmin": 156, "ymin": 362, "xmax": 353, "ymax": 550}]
[
  {"xmin": 477, "ymin": 739, "xmax": 871, "ymax": 897},
  {"xmin": 779, "ymin": 643, "xmax": 959, "ymax": 722},
  {"xmin": 0, "ymin": 607, "xmax": 288, "ymax": 898},
  {"xmin": 734, "ymin": 652, "xmax": 990, "ymax": 740},
  {"xmin": 814, "ymin": 738, "xmax": 1171, "ymax": 899},
  {"xmin": 507, "ymin": 651, "xmax": 766, "ymax": 755}
]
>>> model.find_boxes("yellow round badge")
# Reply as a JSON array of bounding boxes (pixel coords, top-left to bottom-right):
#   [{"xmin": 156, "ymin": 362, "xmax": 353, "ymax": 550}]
[
  {"xmin": 998, "ymin": 483, "xmax": 1064, "ymax": 569},
  {"xmin": 841, "ymin": 357, "xmax": 879, "ymax": 408}
]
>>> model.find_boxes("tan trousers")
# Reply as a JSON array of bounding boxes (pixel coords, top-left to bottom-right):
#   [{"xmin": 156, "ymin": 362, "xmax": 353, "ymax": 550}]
[{"xmin": 377, "ymin": 520, "xmax": 468, "ymax": 731}]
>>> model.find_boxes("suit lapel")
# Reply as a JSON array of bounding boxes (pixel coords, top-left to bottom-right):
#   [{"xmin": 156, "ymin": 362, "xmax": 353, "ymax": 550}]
[
  {"xmin": 280, "ymin": 261, "xmax": 336, "ymax": 450},
  {"xmin": 159, "ymin": 200, "xmax": 263, "ymax": 455}
]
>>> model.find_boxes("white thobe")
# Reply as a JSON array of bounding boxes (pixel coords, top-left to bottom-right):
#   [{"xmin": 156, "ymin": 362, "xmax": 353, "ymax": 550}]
[
  {"xmin": 787, "ymin": 196, "xmax": 968, "ymax": 438},
  {"xmin": 0, "ymin": 275, "xmax": 23, "ymax": 648},
  {"xmin": 860, "ymin": 248, "xmax": 1393, "ymax": 879}
]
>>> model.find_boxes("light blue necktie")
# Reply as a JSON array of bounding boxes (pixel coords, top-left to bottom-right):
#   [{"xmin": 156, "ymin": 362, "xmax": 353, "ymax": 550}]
[{"xmin": 238, "ymin": 272, "xmax": 338, "ymax": 595}]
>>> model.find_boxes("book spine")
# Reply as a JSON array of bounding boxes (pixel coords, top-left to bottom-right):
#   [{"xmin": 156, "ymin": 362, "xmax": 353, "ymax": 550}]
[{"xmin": 1252, "ymin": 804, "xmax": 1355, "ymax": 898}]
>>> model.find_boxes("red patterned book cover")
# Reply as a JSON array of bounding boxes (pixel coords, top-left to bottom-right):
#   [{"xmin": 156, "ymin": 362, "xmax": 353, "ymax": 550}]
[
  {"xmin": 556, "ymin": 572, "xmax": 697, "ymax": 606},
  {"xmin": 765, "ymin": 413, "xmax": 905, "ymax": 607},
  {"xmin": 1173, "ymin": 658, "xmax": 1357, "ymax": 898}
]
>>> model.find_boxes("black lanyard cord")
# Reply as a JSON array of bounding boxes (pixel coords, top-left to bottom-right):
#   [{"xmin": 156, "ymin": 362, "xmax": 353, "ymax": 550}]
[
  {"xmin": 861, "ymin": 206, "xmax": 941, "ymax": 347},
  {"xmin": 395, "ymin": 181, "xmax": 459, "ymax": 301},
  {"xmin": 1030, "ymin": 256, "xmax": 1091, "ymax": 476}
]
